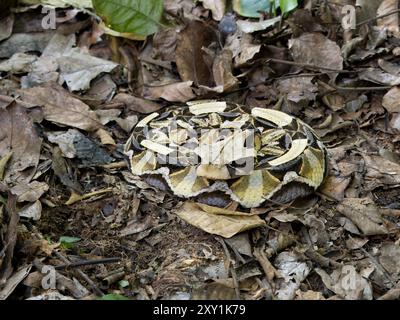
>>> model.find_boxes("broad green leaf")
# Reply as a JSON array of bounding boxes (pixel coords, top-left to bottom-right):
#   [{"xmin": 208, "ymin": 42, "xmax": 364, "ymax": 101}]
[
  {"xmin": 92, "ymin": 0, "xmax": 164, "ymax": 40},
  {"xmin": 98, "ymin": 294, "xmax": 130, "ymax": 300},
  {"xmin": 280, "ymin": 0, "xmax": 298, "ymax": 14},
  {"xmin": 233, "ymin": 0, "xmax": 279, "ymax": 18}
]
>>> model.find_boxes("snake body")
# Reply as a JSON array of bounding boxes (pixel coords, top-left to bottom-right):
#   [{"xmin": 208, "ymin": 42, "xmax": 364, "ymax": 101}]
[{"xmin": 124, "ymin": 101, "xmax": 328, "ymax": 208}]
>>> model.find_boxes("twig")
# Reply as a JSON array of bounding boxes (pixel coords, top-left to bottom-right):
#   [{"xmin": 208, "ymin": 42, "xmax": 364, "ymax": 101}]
[
  {"xmin": 54, "ymin": 251, "xmax": 104, "ymax": 297},
  {"xmin": 267, "ymin": 58, "xmax": 353, "ymax": 73},
  {"xmin": 55, "ymin": 257, "xmax": 121, "ymax": 270},
  {"xmin": 357, "ymin": 9, "xmax": 400, "ymax": 28}
]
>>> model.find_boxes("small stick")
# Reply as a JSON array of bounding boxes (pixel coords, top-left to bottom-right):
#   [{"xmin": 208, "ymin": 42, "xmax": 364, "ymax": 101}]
[
  {"xmin": 357, "ymin": 9, "xmax": 400, "ymax": 27},
  {"xmin": 267, "ymin": 58, "xmax": 353, "ymax": 73},
  {"xmin": 54, "ymin": 251, "xmax": 104, "ymax": 297},
  {"xmin": 55, "ymin": 257, "xmax": 121, "ymax": 270}
]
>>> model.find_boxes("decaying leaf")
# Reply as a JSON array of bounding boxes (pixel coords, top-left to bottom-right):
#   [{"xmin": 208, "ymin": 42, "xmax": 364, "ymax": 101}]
[
  {"xmin": 336, "ymin": 198, "xmax": 390, "ymax": 236},
  {"xmin": 18, "ymin": 85, "xmax": 101, "ymax": 131},
  {"xmin": 315, "ymin": 266, "xmax": 373, "ymax": 300},
  {"xmin": 10, "ymin": 181, "xmax": 49, "ymax": 202},
  {"xmin": 175, "ymin": 21, "xmax": 217, "ymax": 87},
  {"xmin": 289, "ymin": 33, "xmax": 343, "ymax": 81},
  {"xmin": 0, "ymin": 101, "xmax": 42, "ymax": 184},
  {"xmin": 143, "ymin": 81, "xmax": 196, "ymax": 102}
]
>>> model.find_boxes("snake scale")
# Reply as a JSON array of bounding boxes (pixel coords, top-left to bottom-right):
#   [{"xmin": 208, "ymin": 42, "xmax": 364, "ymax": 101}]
[{"xmin": 124, "ymin": 101, "xmax": 328, "ymax": 208}]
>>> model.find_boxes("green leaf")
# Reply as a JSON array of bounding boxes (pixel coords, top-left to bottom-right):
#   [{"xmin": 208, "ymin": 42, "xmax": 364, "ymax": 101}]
[
  {"xmin": 279, "ymin": 0, "xmax": 298, "ymax": 14},
  {"xmin": 92, "ymin": 0, "xmax": 164, "ymax": 40},
  {"xmin": 233, "ymin": 0, "xmax": 279, "ymax": 18},
  {"xmin": 59, "ymin": 236, "xmax": 81, "ymax": 249},
  {"xmin": 98, "ymin": 294, "xmax": 130, "ymax": 300},
  {"xmin": 118, "ymin": 280, "xmax": 130, "ymax": 288}
]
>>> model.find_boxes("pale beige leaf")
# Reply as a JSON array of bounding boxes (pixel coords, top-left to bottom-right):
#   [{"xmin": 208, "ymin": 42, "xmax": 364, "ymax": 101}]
[{"xmin": 176, "ymin": 202, "xmax": 266, "ymax": 238}]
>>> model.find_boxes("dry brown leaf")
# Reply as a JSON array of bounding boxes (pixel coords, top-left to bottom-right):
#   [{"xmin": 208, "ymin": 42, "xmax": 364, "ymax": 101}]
[
  {"xmin": 96, "ymin": 128, "xmax": 116, "ymax": 146},
  {"xmin": 18, "ymin": 85, "xmax": 101, "ymax": 132},
  {"xmin": 336, "ymin": 198, "xmax": 389, "ymax": 236},
  {"xmin": 199, "ymin": 0, "xmax": 226, "ymax": 21},
  {"xmin": 112, "ymin": 93, "xmax": 163, "ymax": 114},
  {"xmin": 10, "ymin": 181, "xmax": 49, "ymax": 202},
  {"xmin": 315, "ymin": 266, "xmax": 373, "ymax": 300},
  {"xmin": 176, "ymin": 202, "xmax": 266, "ymax": 238},
  {"xmin": 377, "ymin": 0, "xmax": 400, "ymax": 36},
  {"xmin": 362, "ymin": 154, "xmax": 400, "ymax": 188},
  {"xmin": 152, "ymin": 28, "xmax": 179, "ymax": 61},
  {"xmin": 175, "ymin": 21, "xmax": 217, "ymax": 87},
  {"xmin": 0, "ymin": 101, "xmax": 41, "ymax": 184},
  {"xmin": 143, "ymin": 81, "xmax": 196, "ymax": 102},
  {"xmin": 319, "ymin": 175, "xmax": 351, "ymax": 201},
  {"xmin": 289, "ymin": 33, "xmax": 343, "ymax": 81},
  {"xmin": 212, "ymin": 49, "xmax": 239, "ymax": 92},
  {"xmin": 382, "ymin": 86, "xmax": 400, "ymax": 113}
]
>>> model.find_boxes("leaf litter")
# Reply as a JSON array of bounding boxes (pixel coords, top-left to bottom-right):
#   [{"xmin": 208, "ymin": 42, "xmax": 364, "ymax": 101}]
[{"xmin": 1, "ymin": 0, "xmax": 400, "ymax": 301}]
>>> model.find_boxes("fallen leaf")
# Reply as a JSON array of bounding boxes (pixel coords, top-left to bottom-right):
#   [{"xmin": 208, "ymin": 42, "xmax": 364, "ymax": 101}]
[
  {"xmin": 0, "ymin": 52, "xmax": 37, "ymax": 74},
  {"xmin": 0, "ymin": 101, "xmax": 42, "ymax": 184},
  {"xmin": 11, "ymin": 181, "xmax": 49, "ymax": 202},
  {"xmin": 199, "ymin": 0, "xmax": 226, "ymax": 21},
  {"xmin": 237, "ymin": 16, "xmax": 281, "ymax": 33},
  {"xmin": 96, "ymin": 128, "xmax": 116, "ymax": 146},
  {"xmin": 175, "ymin": 202, "xmax": 266, "ymax": 238},
  {"xmin": 112, "ymin": 93, "xmax": 163, "ymax": 114},
  {"xmin": 382, "ymin": 86, "xmax": 400, "ymax": 113},
  {"xmin": 18, "ymin": 200, "xmax": 42, "ymax": 220},
  {"xmin": 336, "ymin": 198, "xmax": 389, "ymax": 236},
  {"xmin": 315, "ymin": 266, "xmax": 373, "ymax": 300},
  {"xmin": 175, "ymin": 21, "xmax": 217, "ymax": 87},
  {"xmin": 289, "ymin": 33, "xmax": 343, "ymax": 81},
  {"xmin": 319, "ymin": 176, "xmax": 351, "ymax": 201},
  {"xmin": 58, "ymin": 48, "xmax": 118, "ymax": 91},
  {"xmin": 377, "ymin": 0, "xmax": 400, "ymax": 36},
  {"xmin": 0, "ymin": 14, "xmax": 14, "ymax": 42},
  {"xmin": 143, "ymin": 81, "xmax": 196, "ymax": 102},
  {"xmin": 18, "ymin": 85, "xmax": 101, "ymax": 132}
]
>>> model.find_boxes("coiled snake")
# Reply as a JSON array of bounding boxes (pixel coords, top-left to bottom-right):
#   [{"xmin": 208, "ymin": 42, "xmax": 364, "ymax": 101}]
[{"xmin": 124, "ymin": 101, "xmax": 327, "ymax": 208}]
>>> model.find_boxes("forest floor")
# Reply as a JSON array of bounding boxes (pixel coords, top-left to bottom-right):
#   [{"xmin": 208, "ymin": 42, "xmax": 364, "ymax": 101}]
[{"xmin": 1, "ymin": 0, "xmax": 400, "ymax": 300}]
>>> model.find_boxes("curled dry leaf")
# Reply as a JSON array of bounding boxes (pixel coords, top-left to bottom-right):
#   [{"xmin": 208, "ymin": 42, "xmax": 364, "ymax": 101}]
[
  {"xmin": 96, "ymin": 128, "xmax": 116, "ymax": 146},
  {"xmin": 176, "ymin": 202, "xmax": 266, "ymax": 238}
]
